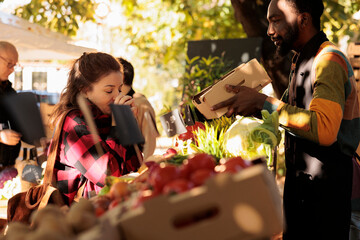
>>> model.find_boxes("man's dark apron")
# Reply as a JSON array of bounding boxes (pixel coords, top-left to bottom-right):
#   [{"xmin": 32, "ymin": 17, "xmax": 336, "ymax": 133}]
[{"xmin": 283, "ymin": 48, "xmax": 353, "ymax": 240}]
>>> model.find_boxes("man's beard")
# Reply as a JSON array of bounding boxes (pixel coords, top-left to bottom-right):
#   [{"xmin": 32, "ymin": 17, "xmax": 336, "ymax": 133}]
[{"xmin": 275, "ymin": 22, "xmax": 299, "ymax": 57}]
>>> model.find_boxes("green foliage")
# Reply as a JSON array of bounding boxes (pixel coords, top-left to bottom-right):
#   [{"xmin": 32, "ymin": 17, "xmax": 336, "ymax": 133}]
[
  {"xmin": 180, "ymin": 54, "xmax": 233, "ymax": 105},
  {"xmin": 113, "ymin": 0, "xmax": 245, "ymax": 66},
  {"xmin": 14, "ymin": 0, "xmax": 96, "ymax": 36},
  {"xmin": 322, "ymin": 0, "xmax": 360, "ymax": 42}
]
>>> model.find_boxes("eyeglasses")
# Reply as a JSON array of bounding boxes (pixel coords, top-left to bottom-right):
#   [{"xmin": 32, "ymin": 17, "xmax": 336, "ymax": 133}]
[{"xmin": 0, "ymin": 55, "xmax": 18, "ymax": 69}]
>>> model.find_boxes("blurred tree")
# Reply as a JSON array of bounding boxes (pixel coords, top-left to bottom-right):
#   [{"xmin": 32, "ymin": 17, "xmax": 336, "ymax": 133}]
[
  {"xmin": 13, "ymin": 0, "xmax": 96, "ymax": 36},
  {"xmin": 9, "ymin": 0, "xmax": 360, "ymax": 100},
  {"xmin": 115, "ymin": 0, "xmax": 245, "ymax": 65}
]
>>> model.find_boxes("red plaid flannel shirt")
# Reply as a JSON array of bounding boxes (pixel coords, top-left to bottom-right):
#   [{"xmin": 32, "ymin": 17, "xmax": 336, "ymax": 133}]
[{"xmin": 52, "ymin": 103, "xmax": 141, "ymax": 205}]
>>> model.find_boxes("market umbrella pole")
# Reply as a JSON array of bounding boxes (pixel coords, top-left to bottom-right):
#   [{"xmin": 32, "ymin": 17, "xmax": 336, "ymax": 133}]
[{"xmin": 133, "ymin": 144, "xmax": 143, "ymax": 165}]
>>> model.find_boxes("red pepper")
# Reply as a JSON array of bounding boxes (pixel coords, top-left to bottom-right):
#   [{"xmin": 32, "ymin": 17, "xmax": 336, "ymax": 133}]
[{"xmin": 178, "ymin": 122, "xmax": 205, "ymax": 141}]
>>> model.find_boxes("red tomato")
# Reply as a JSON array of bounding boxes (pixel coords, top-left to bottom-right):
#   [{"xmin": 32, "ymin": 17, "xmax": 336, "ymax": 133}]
[
  {"xmin": 190, "ymin": 168, "xmax": 215, "ymax": 186},
  {"xmin": 184, "ymin": 153, "xmax": 216, "ymax": 173},
  {"xmin": 178, "ymin": 163, "xmax": 191, "ymax": 179},
  {"xmin": 220, "ymin": 157, "xmax": 252, "ymax": 174},
  {"xmin": 162, "ymin": 178, "xmax": 194, "ymax": 195},
  {"xmin": 148, "ymin": 164, "xmax": 180, "ymax": 191}
]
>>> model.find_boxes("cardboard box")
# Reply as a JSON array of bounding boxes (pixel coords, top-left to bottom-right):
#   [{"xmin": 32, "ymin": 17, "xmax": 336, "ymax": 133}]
[
  {"xmin": 192, "ymin": 58, "xmax": 272, "ymax": 119},
  {"xmin": 104, "ymin": 165, "xmax": 283, "ymax": 240}
]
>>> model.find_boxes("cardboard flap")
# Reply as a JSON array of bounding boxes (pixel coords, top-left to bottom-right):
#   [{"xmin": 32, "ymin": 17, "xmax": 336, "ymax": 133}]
[{"xmin": 192, "ymin": 59, "xmax": 271, "ymax": 119}]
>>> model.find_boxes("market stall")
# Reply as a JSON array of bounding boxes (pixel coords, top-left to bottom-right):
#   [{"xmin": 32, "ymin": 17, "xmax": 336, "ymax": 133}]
[{"xmin": 0, "ymin": 57, "xmax": 284, "ymax": 239}]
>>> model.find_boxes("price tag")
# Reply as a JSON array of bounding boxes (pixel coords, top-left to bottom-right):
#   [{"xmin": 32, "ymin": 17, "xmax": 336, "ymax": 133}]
[{"xmin": 159, "ymin": 109, "xmax": 187, "ymax": 137}]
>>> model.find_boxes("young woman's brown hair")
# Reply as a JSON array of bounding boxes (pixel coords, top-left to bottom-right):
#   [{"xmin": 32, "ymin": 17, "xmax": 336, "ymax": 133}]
[{"xmin": 50, "ymin": 52, "xmax": 123, "ymax": 128}]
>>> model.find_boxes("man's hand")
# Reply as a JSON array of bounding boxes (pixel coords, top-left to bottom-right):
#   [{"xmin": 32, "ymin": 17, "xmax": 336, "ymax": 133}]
[
  {"xmin": 211, "ymin": 84, "xmax": 268, "ymax": 117},
  {"xmin": 0, "ymin": 129, "xmax": 21, "ymax": 146}
]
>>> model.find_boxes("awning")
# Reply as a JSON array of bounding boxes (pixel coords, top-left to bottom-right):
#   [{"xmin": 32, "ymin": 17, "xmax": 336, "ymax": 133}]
[{"xmin": 0, "ymin": 11, "xmax": 97, "ymax": 61}]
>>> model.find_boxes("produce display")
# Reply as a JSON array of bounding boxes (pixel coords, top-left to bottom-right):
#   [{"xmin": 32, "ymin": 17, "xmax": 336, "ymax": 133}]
[
  {"xmin": 175, "ymin": 111, "xmax": 281, "ymax": 168},
  {"xmin": 92, "ymin": 152, "xmax": 254, "ymax": 217},
  {"xmin": 104, "ymin": 163, "xmax": 282, "ymax": 240},
  {"xmin": 1, "ymin": 111, "xmax": 283, "ymax": 239}
]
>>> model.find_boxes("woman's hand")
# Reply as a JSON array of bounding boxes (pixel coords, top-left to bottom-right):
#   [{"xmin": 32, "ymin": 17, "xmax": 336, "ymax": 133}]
[
  {"xmin": 0, "ymin": 129, "xmax": 21, "ymax": 146},
  {"xmin": 112, "ymin": 93, "xmax": 138, "ymax": 126},
  {"xmin": 114, "ymin": 93, "xmax": 133, "ymax": 105}
]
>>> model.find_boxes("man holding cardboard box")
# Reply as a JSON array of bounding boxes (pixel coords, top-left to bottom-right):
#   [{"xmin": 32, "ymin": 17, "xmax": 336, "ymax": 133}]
[{"xmin": 211, "ymin": 0, "xmax": 360, "ymax": 239}]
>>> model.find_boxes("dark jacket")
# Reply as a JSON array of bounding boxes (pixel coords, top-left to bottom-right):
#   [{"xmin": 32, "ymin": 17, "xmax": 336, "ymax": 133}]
[{"xmin": 0, "ymin": 80, "xmax": 21, "ymax": 167}]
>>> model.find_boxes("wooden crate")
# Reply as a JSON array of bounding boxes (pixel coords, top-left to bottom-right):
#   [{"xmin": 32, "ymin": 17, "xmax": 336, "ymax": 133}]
[
  {"xmin": 348, "ymin": 42, "xmax": 360, "ymax": 57},
  {"xmin": 348, "ymin": 42, "xmax": 360, "ymax": 99},
  {"xmin": 350, "ymin": 57, "xmax": 360, "ymax": 68},
  {"xmin": 104, "ymin": 165, "xmax": 283, "ymax": 240}
]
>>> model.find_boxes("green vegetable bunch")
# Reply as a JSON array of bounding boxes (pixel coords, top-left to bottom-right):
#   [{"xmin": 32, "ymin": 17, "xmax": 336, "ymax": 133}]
[{"xmin": 191, "ymin": 116, "xmax": 235, "ymax": 162}]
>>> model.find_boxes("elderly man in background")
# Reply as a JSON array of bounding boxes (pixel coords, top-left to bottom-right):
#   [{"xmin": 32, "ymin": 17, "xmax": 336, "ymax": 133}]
[{"xmin": 0, "ymin": 41, "xmax": 21, "ymax": 169}]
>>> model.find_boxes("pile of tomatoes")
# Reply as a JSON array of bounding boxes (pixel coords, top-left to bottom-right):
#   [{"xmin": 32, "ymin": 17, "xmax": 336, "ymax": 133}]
[
  {"xmin": 91, "ymin": 153, "xmax": 253, "ymax": 216},
  {"xmin": 133, "ymin": 153, "xmax": 252, "ymax": 206}
]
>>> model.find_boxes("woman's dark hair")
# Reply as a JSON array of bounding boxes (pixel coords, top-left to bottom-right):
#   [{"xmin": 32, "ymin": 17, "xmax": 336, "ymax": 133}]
[
  {"xmin": 286, "ymin": 0, "xmax": 324, "ymax": 30},
  {"xmin": 118, "ymin": 57, "xmax": 134, "ymax": 86},
  {"xmin": 50, "ymin": 52, "xmax": 123, "ymax": 127}
]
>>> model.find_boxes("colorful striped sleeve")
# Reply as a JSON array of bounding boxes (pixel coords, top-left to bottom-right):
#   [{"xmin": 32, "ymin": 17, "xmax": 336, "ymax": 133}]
[{"xmin": 263, "ymin": 47, "xmax": 349, "ymax": 146}]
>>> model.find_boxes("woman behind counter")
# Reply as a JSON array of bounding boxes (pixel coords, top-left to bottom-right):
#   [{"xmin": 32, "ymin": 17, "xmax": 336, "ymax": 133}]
[{"xmin": 49, "ymin": 52, "xmax": 142, "ymax": 205}]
